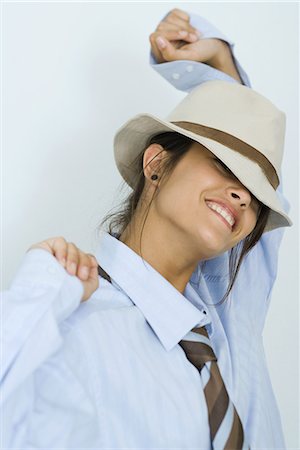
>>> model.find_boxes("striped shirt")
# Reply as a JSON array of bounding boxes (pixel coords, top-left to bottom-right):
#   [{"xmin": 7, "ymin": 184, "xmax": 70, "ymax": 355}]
[
  {"xmin": 1, "ymin": 10, "xmax": 291, "ymax": 449},
  {"xmin": 2, "ymin": 222, "xmax": 289, "ymax": 448}
]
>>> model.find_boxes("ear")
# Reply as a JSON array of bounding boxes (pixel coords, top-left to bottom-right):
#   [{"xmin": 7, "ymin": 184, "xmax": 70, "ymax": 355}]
[{"xmin": 143, "ymin": 144, "xmax": 167, "ymax": 182}]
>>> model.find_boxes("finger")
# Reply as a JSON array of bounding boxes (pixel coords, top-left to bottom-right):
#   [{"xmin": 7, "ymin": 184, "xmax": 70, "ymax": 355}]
[
  {"xmin": 77, "ymin": 253, "xmax": 96, "ymax": 281},
  {"xmin": 155, "ymin": 37, "xmax": 197, "ymax": 62},
  {"xmin": 156, "ymin": 22, "xmax": 183, "ymax": 32},
  {"xmin": 156, "ymin": 20, "xmax": 199, "ymax": 36},
  {"xmin": 150, "ymin": 30, "xmax": 199, "ymax": 63},
  {"xmin": 65, "ymin": 242, "xmax": 80, "ymax": 276},
  {"xmin": 150, "ymin": 30, "xmax": 199, "ymax": 44},
  {"xmin": 167, "ymin": 8, "xmax": 190, "ymax": 22},
  {"xmin": 26, "ymin": 240, "xmax": 52, "ymax": 253},
  {"xmin": 26, "ymin": 236, "xmax": 68, "ymax": 266},
  {"xmin": 80, "ymin": 266, "xmax": 99, "ymax": 303},
  {"xmin": 163, "ymin": 15, "xmax": 200, "ymax": 36},
  {"xmin": 88, "ymin": 265, "xmax": 99, "ymax": 282},
  {"xmin": 149, "ymin": 33, "xmax": 166, "ymax": 63},
  {"xmin": 52, "ymin": 237, "xmax": 68, "ymax": 267},
  {"xmin": 160, "ymin": 23, "xmax": 201, "ymax": 41},
  {"xmin": 86, "ymin": 253, "xmax": 99, "ymax": 268}
]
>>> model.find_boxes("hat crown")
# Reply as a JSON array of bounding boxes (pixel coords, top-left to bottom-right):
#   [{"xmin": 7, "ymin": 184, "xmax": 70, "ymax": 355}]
[{"xmin": 166, "ymin": 81, "xmax": 286, "ymax": 172}]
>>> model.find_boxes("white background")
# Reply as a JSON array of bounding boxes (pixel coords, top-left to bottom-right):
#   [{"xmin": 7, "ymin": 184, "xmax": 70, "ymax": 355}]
[{"xmin": 2, "ymin": 1, "xmax": 299, "ymax": 447}]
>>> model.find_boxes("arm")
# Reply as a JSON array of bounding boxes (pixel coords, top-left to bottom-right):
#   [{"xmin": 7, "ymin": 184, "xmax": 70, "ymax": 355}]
[
  {"xmin": 1, "ymin": 236, "xmax": 100, "ymax": 447},
  {"xmin": 149, "ymin": 9, "xmax": 251, "ymax": 91},
  {"xmin": 247, "ymin": 172, "xmax": 291, "ymax": 333},
  {"xmin": 1, "ymin": 255, "xmax": 99, "ymax": 448},
  {"xmin": 1, "ymin": 249, "xmax": 84, "ymax": 402},
  {"xmin": 149, "ymin": 9, "xmax": 291, "ymax": 333}
]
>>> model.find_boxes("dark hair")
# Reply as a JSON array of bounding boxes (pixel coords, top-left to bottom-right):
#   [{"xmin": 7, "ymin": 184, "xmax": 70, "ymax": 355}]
[{"xmin": 99, "ymin": 132, "xmax": 270, "ymax": 306}]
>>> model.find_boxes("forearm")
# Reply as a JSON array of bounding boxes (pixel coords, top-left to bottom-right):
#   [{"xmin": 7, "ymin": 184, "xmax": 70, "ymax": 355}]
[{"xmin": 210, "ymin": 40, "xmax": 243, "ymax": 84}]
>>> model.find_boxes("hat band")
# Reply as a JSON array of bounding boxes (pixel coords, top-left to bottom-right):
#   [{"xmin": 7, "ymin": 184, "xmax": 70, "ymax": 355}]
[{"xmin": 171, "ymin": 121, "xmax": 279, "ymax": 189}]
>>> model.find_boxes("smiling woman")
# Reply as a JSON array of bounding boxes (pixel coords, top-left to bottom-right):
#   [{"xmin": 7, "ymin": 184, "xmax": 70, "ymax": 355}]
[
  {"xmin": 100, "ymin": 129, "xmax": 270, "ymax": 303},
  {"xmin": 94, "ymin": 78, "xmax": 292, "ymax": 448},
  {"xmin": 2, "ymin": 5, "xmax": 296, "ymax": 450}
]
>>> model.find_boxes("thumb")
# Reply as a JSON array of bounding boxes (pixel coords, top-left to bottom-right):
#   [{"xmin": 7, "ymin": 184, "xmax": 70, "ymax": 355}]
[
  {"xmin": 155, "ymin": 36, "xmax": 199, "ymax": 62},
  {"xmin": 87, "ymin": 265, "xmax": 99, "ymax": 282},
  {"xmin": 80, "ymin": 266, "xmax": 99, "ymax": 302},
  {"xmin": 155, "ymin": 36, "xmax": 181, "ymax": 62}
]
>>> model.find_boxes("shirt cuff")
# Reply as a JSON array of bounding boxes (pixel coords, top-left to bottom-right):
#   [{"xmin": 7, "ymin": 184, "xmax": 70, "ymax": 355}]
[{"xmin": 150, "ymin": 11, "xmax": 251, "ymax": 91}]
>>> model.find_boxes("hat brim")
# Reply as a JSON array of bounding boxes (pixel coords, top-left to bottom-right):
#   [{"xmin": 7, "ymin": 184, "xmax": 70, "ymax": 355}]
[{"xmin": 114, "ymin": 113, "xmax": 292, "ymax": 233}]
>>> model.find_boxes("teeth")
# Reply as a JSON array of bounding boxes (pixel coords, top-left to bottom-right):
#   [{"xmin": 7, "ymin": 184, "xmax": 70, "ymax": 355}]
[{"xmin": 206, "ymin": 202, "xmax": 235, "ymax": 227}]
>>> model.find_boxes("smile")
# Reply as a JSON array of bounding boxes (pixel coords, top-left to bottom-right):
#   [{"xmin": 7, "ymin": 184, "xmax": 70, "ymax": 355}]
[{"xmin": 206, "ymin": 201, "xmax": 234, "ymax": 231}]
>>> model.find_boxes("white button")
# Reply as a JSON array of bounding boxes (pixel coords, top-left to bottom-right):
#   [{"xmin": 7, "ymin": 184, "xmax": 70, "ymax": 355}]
[
  {"xmin": 171, "ymin": 73, "xmax": 180, "ymax": 80},
  {"xmin": 186, "ymin": 65, "xmax": 194, "ymax": 73}
]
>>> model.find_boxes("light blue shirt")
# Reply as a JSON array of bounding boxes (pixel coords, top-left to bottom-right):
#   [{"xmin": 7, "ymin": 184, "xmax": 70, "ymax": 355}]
[{"xmin": 1, "ymin": 11, "xmax": 291, "ymax": 450}]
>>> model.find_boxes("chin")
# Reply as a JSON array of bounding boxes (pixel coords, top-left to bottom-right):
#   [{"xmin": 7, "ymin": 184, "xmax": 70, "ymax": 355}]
[{"xmin": 198, "ymin": 227, "xmax": 231, "ymax": 250}]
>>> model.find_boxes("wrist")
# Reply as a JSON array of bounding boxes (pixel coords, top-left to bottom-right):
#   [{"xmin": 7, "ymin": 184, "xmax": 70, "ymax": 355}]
[{"xmin": 208, "ymin": 40, "xmax": 243, "ymax": 84}]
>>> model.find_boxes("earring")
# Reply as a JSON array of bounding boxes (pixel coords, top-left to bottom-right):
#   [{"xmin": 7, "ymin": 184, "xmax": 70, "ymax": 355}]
[{"xmin": 151, "ymin": 174, "xmax": 158, "ymax": 180}]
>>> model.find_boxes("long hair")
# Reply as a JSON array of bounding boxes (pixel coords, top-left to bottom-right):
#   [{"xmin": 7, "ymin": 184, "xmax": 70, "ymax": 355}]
[{"xmin": 99, "ymin": 131, "xmax": 270, "ymax": 305}]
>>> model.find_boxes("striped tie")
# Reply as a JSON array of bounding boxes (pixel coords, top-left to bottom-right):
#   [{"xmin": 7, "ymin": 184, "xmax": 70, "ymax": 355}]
[{"xmin": 179, "ymin": 326, "xmax": 250, "ymax": 450}]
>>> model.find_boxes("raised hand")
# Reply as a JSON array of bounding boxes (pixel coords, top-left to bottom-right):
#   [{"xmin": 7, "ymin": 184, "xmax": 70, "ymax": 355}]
[
  {"xmin": 27, "ymin": 237, "xmax": 99, "ymax": 302},
  {"xmin": 149, "ymin": 8, "xmax": 242, "ymax": 83},
  {"xmin": 150, "ymin": 9, "xmax": 202, "ymax": 63}
]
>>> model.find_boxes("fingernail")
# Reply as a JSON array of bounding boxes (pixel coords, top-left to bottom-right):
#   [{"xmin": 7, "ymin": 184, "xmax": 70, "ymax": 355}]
[
  {"xmin": 80, "ymin": 266, "xmax": 89, "ymax": 279},
  {"xmin": 61, "ymin": 258, "xmax": 66, "ymax": 266},
  {"xmin": 179, "ymin": 30, "xmax": 188, "ymax": 37},
  {"xmin": 156, "ymin": 37, "xmax": 166, "ymax": 48},
  {"xmin": 70, "ymin": 262, "xmax": 77, "ymax": 274},
  {"xmin": 189, "ymin": 33, "xmax": 198, "ymax": 41}
]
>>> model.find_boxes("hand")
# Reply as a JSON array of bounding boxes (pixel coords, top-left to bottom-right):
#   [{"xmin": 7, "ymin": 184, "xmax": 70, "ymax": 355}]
[
  {"xmin": 150, "ymin": 9, "xmax": 202, "ymax": 64},
  {"xmin": 27, "ymin": 237, "xmax": 99, "ymax": 302},
  {"xmin": 149, "ymin": 8, "xmax": 242, "ymax": 83}
]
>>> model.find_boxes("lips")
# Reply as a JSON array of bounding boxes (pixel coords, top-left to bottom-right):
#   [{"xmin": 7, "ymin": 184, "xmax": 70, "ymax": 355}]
[
  {"xmin": 205, "ymin": 199, "xmax": 239, "ymax": 229},
  {"xmin": 206, "ymin": 204, "xmax": 233, "ymax": 231}
]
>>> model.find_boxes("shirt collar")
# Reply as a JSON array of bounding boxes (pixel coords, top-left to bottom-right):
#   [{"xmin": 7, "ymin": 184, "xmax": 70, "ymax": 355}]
[{"xmin": 94, "ymin": 231, "xmax": 210, "ymax": 352}]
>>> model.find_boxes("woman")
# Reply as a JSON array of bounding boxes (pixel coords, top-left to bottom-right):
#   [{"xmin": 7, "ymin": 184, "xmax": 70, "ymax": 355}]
[{"xmin": 2, "ymin": 9, "xmax": 292, "ymax": 450}]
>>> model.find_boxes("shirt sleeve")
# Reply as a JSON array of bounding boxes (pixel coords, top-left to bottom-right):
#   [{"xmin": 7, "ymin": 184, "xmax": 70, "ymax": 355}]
[
  {"xmin": 2, "ymin": 325, "xmax": 99, "ymax": 449},
  {"xmin": 1, "ymin": 249, "xmax": 84, "ymax": 430},
  {"xmin": 1, "ymin": 250, "xmax": 103, "ymax": 448},
  {"xmin": 251, "ymin": 172, "xmax": 291, "ymax": 333},
  {"xmin": 151, "ymin": 11, "xmax": 291, "ymax": 332},
  {"xmin": 150, "ymin": 11, "xmax": 251, "ymax": 92}
]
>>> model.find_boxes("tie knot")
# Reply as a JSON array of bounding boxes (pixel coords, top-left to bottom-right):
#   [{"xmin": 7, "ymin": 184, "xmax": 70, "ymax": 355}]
[
  {"xmin": 191, "ymin": 326, "xmax": 209, "ymax": 338},
  {"xmin": 179, "ymin": 326, "xmax": 217, "ymax": 370}
]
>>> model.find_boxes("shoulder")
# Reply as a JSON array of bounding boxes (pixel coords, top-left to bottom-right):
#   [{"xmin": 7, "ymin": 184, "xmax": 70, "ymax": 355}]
[
  {"xmin": 60, "ymin": 276, "xmax": 134, "ymax": 333},
  {"xmin": 38, "ymin": 277, "xmax": 135, "ymax": 376},
  {"xmin": 60, "ymin": 276, "xmax": 137, "ymax": 337}
]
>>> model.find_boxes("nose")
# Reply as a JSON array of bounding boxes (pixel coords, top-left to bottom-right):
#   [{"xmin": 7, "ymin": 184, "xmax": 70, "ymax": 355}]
[{"xmin": 228, "ymin": 185, "xmax": 252, "ymax": 209}]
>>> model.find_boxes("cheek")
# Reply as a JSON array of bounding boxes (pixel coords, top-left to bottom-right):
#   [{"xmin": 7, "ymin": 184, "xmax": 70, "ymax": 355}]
[
  {"xmin": 155, "ymin": 180, "xmax": 197, "ymax": 219},
  {"xmin": 240, "ymin": 210, "xmax": 258, "ymax": 237}
]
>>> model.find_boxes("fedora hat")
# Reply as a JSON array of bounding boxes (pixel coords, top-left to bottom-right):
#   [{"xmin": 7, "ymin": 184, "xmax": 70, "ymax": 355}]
[{"xmin": 113, "ymin": 80, "xmax": 292, "ymax": 233}]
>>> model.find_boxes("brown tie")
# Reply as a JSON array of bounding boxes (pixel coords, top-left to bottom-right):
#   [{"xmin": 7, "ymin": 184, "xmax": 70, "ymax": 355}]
[{"xmin": 179, "ymin": 326, "xmax": 250, "ymax": 449}]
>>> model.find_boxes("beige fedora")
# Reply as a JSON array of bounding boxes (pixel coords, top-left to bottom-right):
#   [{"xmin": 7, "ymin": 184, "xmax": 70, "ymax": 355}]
[{"xmin": 113, "ymin": 80, "xmax": 292, "ymax": 233}]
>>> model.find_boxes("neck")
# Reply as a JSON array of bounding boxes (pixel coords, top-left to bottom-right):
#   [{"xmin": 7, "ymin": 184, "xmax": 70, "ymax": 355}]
[{"xmin": 118, "ymin": 211, "xmax": 201, "ymax": 294}]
